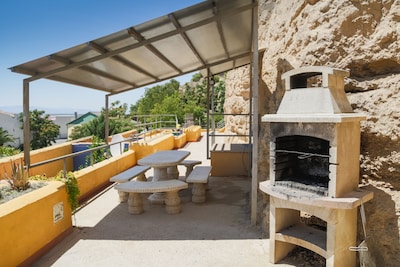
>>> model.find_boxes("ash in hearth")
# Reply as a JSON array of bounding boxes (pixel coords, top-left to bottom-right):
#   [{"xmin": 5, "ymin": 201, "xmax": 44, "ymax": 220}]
[{"xmin": 273, "ymin": 181, "xmax": 328, "ymax": 197}]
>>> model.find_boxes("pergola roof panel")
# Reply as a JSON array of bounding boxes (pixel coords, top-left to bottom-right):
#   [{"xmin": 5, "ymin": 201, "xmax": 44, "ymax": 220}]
[
  {"xmin": 151, "ymin": 35, "xmax": 201, "ymax": 72},
  {"xmin": 185, "ymin": 23, "xmax": 226, "ymax": 63},
  {"xmin": 10, "ymin": 0, "xmax": 256, "ymax": 94}
]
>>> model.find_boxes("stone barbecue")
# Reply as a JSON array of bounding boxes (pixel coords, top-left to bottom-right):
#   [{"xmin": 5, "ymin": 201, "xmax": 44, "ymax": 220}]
[{"xmin": 260, "ymin": 66, "xmax": 373, "ymax": 267}]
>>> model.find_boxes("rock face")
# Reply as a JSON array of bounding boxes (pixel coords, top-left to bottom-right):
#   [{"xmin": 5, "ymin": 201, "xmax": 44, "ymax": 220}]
[
  {"xmin": 224, "ymin": 66, "xmax": 251, "ymax": 143},
  {"xmin": 225, "ymin": 0, "xmax": 400, "ymax": 265}
]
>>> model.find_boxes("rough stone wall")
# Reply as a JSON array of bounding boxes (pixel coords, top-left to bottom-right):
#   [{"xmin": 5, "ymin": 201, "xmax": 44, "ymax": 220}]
[
  {"xmin": 225, "ymin": 0, "xmax": 400, "ymax": 265},
  {"xmin": 224, "ymin": 65, "xmax": 251, "ymax": 143}
]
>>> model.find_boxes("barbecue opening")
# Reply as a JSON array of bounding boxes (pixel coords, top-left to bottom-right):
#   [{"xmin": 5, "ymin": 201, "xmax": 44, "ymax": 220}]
[{"xmin": 273, "ymin": 135, "xmax": 330, "ymax": 195}]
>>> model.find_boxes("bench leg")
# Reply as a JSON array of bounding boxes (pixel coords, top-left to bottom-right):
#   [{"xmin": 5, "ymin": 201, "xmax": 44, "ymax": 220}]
[
  {"xmin": 192, "ymin": 183, "xmax": 206, "ymax": 203},
  {"xmin": 164, "ymin": 190, "xmax": 182, "ymax": 214},
  {"xmin": 128, "ymin": 193, "xmax": 144, "ymax": 214},
  {"xmin": 185, "ymin": 165, "xmax": 195, "ymax": 177},
  {"xmin": 118, "ymin": 191, "xmax": 128, "ymax": 203},
  {"xmin": 136, "ymin": 173, "xmax": 147, "ymax": 181}
]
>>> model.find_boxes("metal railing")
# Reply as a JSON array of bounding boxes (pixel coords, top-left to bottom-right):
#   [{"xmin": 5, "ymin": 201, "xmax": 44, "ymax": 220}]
[
  {"xmin": 131, "ymin": 114, "xmax": 178, "ymax": 131},
  {"xmin": 29, "ymin": 135, "xmax": 139, "ymax": 176},
  {"xmin": 29, "ymin": 114, "xmax": 180, "ymax": 175},
  {"xmin": 206, "ymin": 113, "xmax": 252, "ymax": 159}
]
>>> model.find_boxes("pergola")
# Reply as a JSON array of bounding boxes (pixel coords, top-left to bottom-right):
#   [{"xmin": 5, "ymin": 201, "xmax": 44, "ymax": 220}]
[{"xmin": 10, "ymin": 0, "xmax": 260, "ymax": 223}]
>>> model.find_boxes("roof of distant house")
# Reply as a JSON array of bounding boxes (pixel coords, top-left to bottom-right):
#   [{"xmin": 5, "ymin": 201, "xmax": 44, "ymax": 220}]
[{"xmin": 67, "ymin": 112, "xmax": 99, "ymax": 125}]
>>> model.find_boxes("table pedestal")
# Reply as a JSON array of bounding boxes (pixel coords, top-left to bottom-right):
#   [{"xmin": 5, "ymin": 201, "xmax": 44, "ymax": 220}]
[{"xmin": 148, "ymin": 167, "xmax": 168, "ymax": 204}]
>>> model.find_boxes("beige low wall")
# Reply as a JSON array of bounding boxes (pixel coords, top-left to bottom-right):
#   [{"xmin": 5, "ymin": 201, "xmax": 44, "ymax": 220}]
[
  {"xmin": 0, "ymin": 181, "xmax": 72, "ymax": 267},
  {"xmin": 210, "ymin": 143, "xmax": 251, "ymax": 177}
]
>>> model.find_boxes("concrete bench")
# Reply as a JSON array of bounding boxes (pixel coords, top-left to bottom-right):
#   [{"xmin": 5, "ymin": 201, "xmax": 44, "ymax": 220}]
[
  {"xmin": 178, "ymin": 159, "xmax": 202, "ymax": 178},
  {"xmin": 110, "ymin": 165, "xmax": 150, "ymax": 202},
  {"xmin": 114, "ymin": 179, "xmax": 188, "ymax": 215},
  {"xmin": 186, "ymin": 166, "xmax": 212, "ymax": 203}
]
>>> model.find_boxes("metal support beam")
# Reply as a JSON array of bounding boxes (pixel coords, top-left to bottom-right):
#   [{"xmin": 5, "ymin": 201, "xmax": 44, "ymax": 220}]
[
  {"xmin": 23, "ymin": 80, "xmax": 30, "ymax": 168},
  {"xmin": 206, "ymin": 68, "xmax": 211, "ymax": 159},
  {"xmin": 250, "ymin": 1, "xmax": 259, "ymax": 226},
  {"xmin": 105, "ymin": 95, "xmax": 110, "ymax": 144}
]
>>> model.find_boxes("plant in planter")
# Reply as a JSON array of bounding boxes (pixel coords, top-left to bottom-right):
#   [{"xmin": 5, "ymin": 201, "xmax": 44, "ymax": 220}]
[
  {"xmin": 5, "ymin": 159, "xmax": 30, "ymax": 191},
  {"xmin": 53, "ymin": 171, "xmax": 80, "ymax": 212},
  {"xmin": 0, "ymin": 160, "xmax": 47, "ymax": 204}
]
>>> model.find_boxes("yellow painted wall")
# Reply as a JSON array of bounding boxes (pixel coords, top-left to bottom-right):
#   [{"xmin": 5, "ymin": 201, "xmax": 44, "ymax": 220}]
[
  {"xmin": 130, "ymin": 134, "xmax": 174, "ymax": 160},
  {"xmin": 0, "ymin": 142, "xmax": 74, "ymax": 179},
  {"xmin": 74, "ymin": 150, "xmax": 137, "ymax": 201},
  {"xmin": 184, "ymin": 126, "xmax": 201, "ymax": 141},
  {"xmin": 0, "ymin": 181, "xmax": 72, "ymax": 267},
  {"xmin": 174, "ymin": 133, "xmax": 187, "ymax": 149},
  {"xmin": 0, "ymin": 132, "xmax": 200, "ymax": 266}
]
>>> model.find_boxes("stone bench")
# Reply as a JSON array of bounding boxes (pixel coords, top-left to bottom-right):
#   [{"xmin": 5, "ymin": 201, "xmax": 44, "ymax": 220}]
[
  {"xmin": 178, "ymin": 159, "xmax": 202, "ymax": 178},
  {"xmin": 186, "ymin": 166, "xmax": 212, "ymax": 203},
  {"xmin": 110, "ymin": 165, "xmax": 150, "ymax": 202},
  {"xmin": 114, "ymin": 179, "xmax": 188, "ymax": 215}
]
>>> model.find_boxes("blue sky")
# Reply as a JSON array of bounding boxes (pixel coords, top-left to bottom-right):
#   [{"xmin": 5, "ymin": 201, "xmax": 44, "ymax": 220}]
[{"xmin": 0, "ymin": 0, "xmax": 202, "ymax": 113}]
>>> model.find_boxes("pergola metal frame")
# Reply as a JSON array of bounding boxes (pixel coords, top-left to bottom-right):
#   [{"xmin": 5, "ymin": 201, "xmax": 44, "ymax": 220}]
[{"xmin": 11, "ymin": 0, "xmax": 260, "ymax": 224}]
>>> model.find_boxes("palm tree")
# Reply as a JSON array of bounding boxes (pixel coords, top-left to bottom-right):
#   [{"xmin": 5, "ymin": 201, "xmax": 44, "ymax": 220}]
[{"xmin": 0, "ymin": 127, "xmax": 14, "ymax": 146}]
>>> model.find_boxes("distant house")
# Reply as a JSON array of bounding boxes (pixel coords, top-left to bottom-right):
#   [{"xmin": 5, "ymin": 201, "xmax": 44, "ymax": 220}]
[
  {"xmin": 67, "ymin": 112, "xmax": 99, "ymax": 139},
  {"xmin": 0, "ymin": 110, "xmax": 23, "ymax": 147},
  {"xmin": 49, "ymin": 114, "xmax": 79, "ymax": 139}
]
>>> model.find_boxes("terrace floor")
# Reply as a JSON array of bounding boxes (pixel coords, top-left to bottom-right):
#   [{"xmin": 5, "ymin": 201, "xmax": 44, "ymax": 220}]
[{"xmin": 32, "ymin": 134, "xmax": 299, "ymax": 267}]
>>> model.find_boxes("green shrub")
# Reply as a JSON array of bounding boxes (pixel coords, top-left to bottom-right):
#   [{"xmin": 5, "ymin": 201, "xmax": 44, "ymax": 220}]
[
  {"xmin": 53, "ymin": 171, "xmax": 80, "ymax": 212},
  {"xmin": 0, "ymin": 146, "xmax": 20, "ymax": 158}
]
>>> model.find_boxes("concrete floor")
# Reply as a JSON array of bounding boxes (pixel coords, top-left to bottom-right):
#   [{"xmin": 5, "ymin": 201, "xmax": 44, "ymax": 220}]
[{"xmin": 32, "ymin": 134, "xmax": 299, "ymax": 267}]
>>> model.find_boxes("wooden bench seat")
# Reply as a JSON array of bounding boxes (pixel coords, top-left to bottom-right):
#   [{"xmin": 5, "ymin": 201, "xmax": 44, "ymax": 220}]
[
  {"xmin": 179, "ymin": 159, "xmax": 202, "ymax": 178},
  {"xmin": 110, "ymin": 165, "xmax": 150, "ymax": 202},
  {"xmin": 114, "ymin": 179, "xmax": 188, "ymax": 214},
  {"xmin": 186, "ymin": 166, "xmax": 212, "ymax": 203}
]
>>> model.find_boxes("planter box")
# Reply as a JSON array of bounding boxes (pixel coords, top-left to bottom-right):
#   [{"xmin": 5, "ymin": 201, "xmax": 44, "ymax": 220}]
[{"xmin": 0, "ymin": 181, "xmax": 72, "ymax": 266}]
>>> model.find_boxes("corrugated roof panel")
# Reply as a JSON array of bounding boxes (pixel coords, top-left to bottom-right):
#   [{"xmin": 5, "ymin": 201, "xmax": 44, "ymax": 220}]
[
  {"xmin": 10, "ymin": 0, "xmax": 256, "ymax": 93},
  {"xmin": 151, "ymin": 35, "xmax": 202, "ymax": 72},
  {"xmin": 186, "ymin": 22, "xmax": 226, "ymax": 63},
  {"xmin": 221, "ymin": 10, "xmax": 253, "ymax": 55},
  {"xmin": 120, "ymin": 46, "xmax": 177, "ymax": 77},
  {"xmin": 53, "ymin": 67, "xmax": 131, "ymax": 91}
]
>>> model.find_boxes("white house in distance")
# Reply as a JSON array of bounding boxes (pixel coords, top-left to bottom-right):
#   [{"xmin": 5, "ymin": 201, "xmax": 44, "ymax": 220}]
[
  {"xmin": 0, "ymin": 110, "xmax": 23, "ymax": 147},
  {"xmin": 0, "ymin": 110, "xmax": 100, "ymax": 147}
]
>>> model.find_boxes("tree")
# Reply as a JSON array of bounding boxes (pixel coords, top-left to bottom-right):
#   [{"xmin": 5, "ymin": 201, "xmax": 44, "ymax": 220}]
[
  {"xmin": 70, "ymin": 101, "xmax": 135, "ymax": 140},
  {"xmin": 0, "ymin": 127, "xmax": 14, "ymax": 146},
  {"xmin": 129, "ymin": 73, "xmax": 226, "ymax": 127},
  {"xmin": 151, "ymin": 92, "xmax": 185, "ymax": 123},
  {"xmin": 131, "ymin": 79, "xmax": 180, "ymax": 115},
  {"xmin": 19, "ymin": 109, "xmax": 60, "ymax": 150}
]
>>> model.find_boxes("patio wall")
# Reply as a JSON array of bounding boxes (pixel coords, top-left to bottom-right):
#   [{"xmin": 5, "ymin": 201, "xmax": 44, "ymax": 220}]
[
  {"xmin": 0, "ymin": 181, "xmax": 72, "ymax": 267},
  {"xmin": 0, "ymin": 131, "xmax": 195, "ymax": 266},
  {"xmin": 75, "ymin": 150, "xmax": 136, "ymax": 201},
  {"xmin": 0, "ymin": 142, "xmax": 74, "ymax": 179},
  {"xmin": 130, "ymin": 133, "xmax": 175, "ymax": 160},
  {"xmin": 184, "ymin": 125, "xmax": 201, "ymax": 141}
]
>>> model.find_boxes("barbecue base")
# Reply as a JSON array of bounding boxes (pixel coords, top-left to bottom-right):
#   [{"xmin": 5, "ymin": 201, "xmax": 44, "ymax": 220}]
[{"xmin": 260, "ymin": 180, "xmax": 373, "ymax": 267}]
